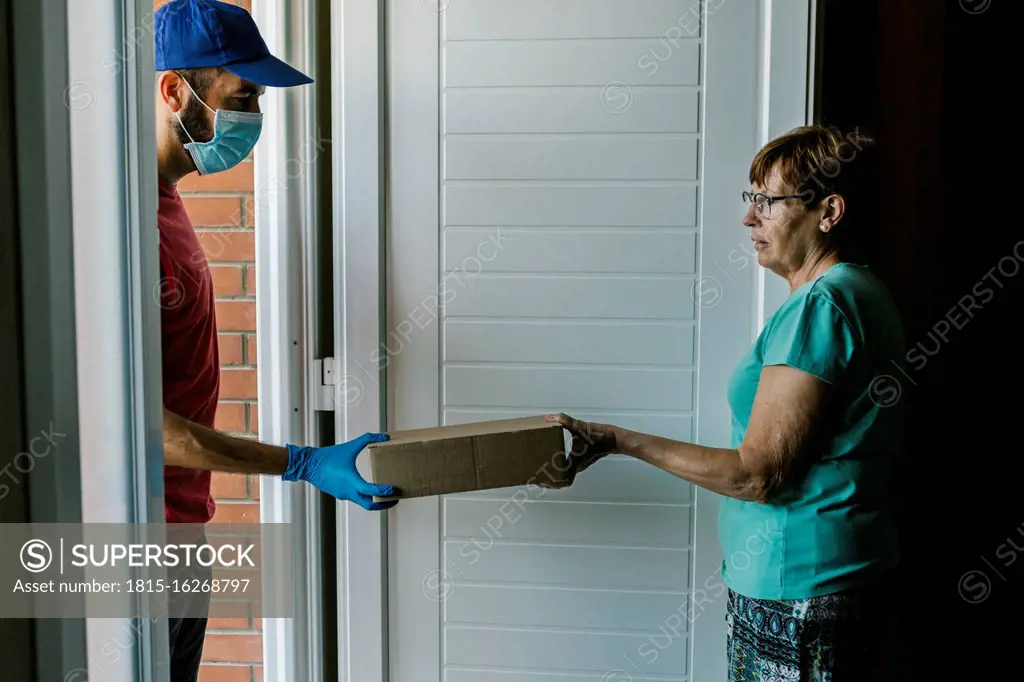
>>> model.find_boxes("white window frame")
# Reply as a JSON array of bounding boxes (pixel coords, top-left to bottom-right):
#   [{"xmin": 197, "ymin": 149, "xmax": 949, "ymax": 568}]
[
  {"xmin": 12, "ymin": 0, "xmax": 167, "ymax": 680},
  {"xmin": 757, "ymin": 0, "xmax": 820, "ymax": 326},
  {"xmin": 12, "ymin": 0, "xmax": 90, "ymax": 675}
]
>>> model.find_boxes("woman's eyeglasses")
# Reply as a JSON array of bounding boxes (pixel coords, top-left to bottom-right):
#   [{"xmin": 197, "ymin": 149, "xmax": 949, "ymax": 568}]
[{"xmin": 742, "ymin": 190, "xmax": 804, "ymax": 219}]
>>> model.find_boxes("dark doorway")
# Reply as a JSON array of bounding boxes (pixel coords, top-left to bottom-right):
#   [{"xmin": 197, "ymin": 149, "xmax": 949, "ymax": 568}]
[{"xmin": 817, "ymin": 1, "xmax": 1014, "ymax": 679}]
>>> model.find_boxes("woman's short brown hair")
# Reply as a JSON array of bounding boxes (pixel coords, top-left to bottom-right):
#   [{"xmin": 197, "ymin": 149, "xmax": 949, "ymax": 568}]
[{"xmin": 749, "ymin": 124, "xmax": 880, "ymax": 261}]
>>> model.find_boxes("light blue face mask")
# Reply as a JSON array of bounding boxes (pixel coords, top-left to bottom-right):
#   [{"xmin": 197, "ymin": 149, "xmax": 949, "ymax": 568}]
[{"xmin": 175, "ymin": 77, "xmax": 263, "ymax": 176}]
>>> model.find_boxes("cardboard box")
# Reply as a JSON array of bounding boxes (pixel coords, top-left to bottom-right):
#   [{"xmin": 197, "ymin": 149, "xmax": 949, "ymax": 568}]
[{"xmin": 365, "ymin": 415, "xmax": 572, "ymax": 501}]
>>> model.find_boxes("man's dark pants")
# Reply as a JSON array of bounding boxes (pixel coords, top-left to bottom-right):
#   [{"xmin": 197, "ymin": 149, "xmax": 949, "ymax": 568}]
[
  {"xmin": 167, "ymin": 546, "xmax": 212, "ymax": 681},
  {"xmin": 168, "ymin": 615, "xmax": 209, "ymax": 682}
]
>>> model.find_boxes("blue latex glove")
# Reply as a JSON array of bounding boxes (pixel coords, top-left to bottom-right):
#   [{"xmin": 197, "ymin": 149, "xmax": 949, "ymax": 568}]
[{"xmin": 283, "ymin": 433, "xmax": 398, "ymax": 510}]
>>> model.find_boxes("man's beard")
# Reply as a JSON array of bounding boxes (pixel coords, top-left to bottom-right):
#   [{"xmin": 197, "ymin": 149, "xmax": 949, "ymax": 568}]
[{"xmin": 174, "ymin": 96, "xmax": 215, "ymax": 171}]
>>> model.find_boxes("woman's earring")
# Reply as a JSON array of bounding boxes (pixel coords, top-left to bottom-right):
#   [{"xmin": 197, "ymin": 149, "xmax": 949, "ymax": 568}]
[{"xmin": 820, "ymin": 222, "xmax": 829, "ymax": 232}]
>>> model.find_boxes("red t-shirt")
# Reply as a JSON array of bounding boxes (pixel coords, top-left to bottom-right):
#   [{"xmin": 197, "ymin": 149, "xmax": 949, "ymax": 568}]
[{"xmin": 157, "ymin": 177, "xmax": 220, "ymax": 524}]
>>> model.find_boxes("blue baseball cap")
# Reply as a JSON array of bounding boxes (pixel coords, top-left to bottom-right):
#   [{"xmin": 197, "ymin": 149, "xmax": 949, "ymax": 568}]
[{"xmin": 155, "ymin": 0, "xmax": 312, "ymax": 87}]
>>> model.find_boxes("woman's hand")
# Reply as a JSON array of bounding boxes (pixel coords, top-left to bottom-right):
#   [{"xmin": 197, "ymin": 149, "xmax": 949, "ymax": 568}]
[{"xmin": 538, "ymin": 413, "xmax": 620, "ymax": 488}]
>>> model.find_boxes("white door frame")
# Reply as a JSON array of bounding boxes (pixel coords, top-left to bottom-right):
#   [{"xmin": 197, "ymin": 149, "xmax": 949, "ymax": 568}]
[
  {"xmin": 252, "ymin": 0, "xmax": 331, "ymax": 680},
  {"xmin": 382, "ymin": 0, "xmax": 441, "ymax": 678},
  {"xmin": 331, "ymin": 0, "xmax": 390, "ymax": 679},
  {"xmin": 256, "ymin": 0, "xmax": 391, "ymax": 679}
]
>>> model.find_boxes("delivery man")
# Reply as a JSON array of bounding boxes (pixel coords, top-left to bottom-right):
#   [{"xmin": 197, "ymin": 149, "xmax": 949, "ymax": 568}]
[{"xmin": 153, "ymin": 1, "xmax": 395, "ymax": 679}]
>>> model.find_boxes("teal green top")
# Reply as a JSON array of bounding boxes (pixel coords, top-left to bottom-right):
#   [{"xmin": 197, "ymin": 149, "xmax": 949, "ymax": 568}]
[{"xmin": 719, "ymin": 262, "xmax": 904, "ymax": 600}]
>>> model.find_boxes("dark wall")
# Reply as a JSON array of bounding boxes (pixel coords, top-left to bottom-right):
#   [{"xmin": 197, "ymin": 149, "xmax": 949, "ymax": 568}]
[{"xmin": 818, "ymin": 1, "xmax": 1015, "ymax": 678}]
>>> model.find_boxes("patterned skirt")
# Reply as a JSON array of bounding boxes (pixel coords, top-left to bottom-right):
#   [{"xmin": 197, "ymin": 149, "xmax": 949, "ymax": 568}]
[{"xmin": 725, "ymin": 581, "xmax": 901, "ymax": 682}]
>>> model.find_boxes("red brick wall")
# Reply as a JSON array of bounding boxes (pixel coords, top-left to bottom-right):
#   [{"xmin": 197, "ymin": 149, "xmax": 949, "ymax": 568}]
[
  {"xmin": 179, "ymin": 143, "xmax": 265, "ymax": 682},
  {"xmin": 156, "ymin": 1, "xmax": 263, "ymax": 680}
]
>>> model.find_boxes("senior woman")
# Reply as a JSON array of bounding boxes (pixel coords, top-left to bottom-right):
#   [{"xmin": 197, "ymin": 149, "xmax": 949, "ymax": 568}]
[{"xmin": 546, "ymin": 125, "xmax": 903, "ymax": 681}]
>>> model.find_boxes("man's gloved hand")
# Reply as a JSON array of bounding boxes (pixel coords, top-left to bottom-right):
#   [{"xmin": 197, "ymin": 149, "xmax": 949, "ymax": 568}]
[{"xmin": 283, "ymin": 433, "xmax": 397, "ymax": 510}]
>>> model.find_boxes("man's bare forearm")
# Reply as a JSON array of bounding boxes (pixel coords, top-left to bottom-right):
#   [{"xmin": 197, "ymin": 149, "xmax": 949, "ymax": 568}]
[{"xmin": 164, "ymin": 407, "xmax": 289, "ymax": 475}]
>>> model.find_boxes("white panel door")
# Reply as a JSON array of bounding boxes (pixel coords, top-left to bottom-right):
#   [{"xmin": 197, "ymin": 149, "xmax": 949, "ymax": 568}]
[{"xmin": 385, "ymin": 2, "xmax": 812, "ymax": 681}]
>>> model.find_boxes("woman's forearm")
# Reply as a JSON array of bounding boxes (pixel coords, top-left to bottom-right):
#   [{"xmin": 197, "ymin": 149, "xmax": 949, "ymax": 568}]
[
  {"xmin": 614, "ymin": 428, "xmax": 766, "ymax": 502},
  {"xmin": 163, "ymin": 407, "xmax": 289, "ymax": 475}
]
